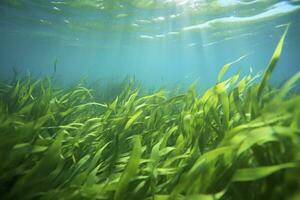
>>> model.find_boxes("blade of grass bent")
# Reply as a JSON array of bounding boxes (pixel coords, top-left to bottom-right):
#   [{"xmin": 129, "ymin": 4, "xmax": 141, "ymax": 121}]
[{"xmin": 257, "ymin": 24, "xmax": 290, "ymax": 100}]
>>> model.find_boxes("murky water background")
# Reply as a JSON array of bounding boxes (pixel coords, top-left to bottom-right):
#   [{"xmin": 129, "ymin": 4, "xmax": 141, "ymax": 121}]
[{"xmin": 0, "ymin": 0, "xmax": 300, "ymax": 90}]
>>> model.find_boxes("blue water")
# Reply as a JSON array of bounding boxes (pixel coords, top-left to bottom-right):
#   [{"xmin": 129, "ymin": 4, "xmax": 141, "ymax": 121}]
[{"xmin": 0, "ymin": 0, "xmax": 300, "ymax": 90}]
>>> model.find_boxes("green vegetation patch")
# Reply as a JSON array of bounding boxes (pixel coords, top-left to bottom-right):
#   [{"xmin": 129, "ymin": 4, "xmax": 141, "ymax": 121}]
[{"xmin": 1, "ymin": 26, "xmax": 300, "ymax": 200}]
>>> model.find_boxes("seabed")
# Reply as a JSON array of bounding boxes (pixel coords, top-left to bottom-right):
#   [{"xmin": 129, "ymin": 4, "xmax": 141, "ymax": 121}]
[{"xmin": 1, "ymin": 26, "xmax": 300, "ymax": 200}]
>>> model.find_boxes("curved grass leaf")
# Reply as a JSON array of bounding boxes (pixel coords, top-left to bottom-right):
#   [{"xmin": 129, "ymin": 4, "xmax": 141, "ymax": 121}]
[
  {"xmin": 114, "ymin": 135, "xmax": 142, "ymax": 200},
  {"xmin": 257, "ymin": 24, "xmax": 290, "ymax": 99},
  {"xmin": 233, "ymin": 163, "xmax": 297, "ymax": 182}
]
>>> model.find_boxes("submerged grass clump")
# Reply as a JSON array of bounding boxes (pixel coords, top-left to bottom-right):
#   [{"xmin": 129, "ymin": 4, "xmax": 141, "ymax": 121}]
[{"xmin": 1, "ymin": 27, "xmax": 300, "ymax": 200}]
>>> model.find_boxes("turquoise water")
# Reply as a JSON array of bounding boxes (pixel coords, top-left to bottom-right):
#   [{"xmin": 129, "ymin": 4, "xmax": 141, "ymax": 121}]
[{"xmin": 0, "ymin": 0, "xmax": 300, "ymax": 89}]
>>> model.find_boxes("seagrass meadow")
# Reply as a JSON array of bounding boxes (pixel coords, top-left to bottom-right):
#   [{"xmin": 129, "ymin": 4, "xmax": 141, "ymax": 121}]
[{"xmin": 1, "ymin": 24, "xmax": 300, "ymax": 200}]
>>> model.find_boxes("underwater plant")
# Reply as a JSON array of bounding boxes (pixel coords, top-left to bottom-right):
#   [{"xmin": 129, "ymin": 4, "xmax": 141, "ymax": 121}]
[{"xmin": 0, "ymin": 25, "xmax": 300, "ymax": 200}]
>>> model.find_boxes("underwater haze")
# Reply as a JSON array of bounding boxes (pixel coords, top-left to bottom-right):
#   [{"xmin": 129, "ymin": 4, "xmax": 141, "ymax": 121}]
[
  {"xmin": 0, "ymin": 0, "xmax": 300, "ymax": 88},
  {"xmin": 2, "ymin": 1, "xmax": 300, "ymax": 200}
]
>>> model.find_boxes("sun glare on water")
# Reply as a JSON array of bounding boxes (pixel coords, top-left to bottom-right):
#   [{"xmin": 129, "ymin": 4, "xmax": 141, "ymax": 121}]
[{"xmin": 164, "ymin": 0, "xmax": 197, "ymax": 6}]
